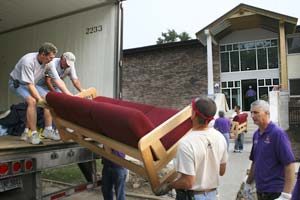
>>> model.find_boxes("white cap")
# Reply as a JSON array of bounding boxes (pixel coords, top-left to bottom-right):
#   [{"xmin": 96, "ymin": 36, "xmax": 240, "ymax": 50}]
[{"xmin": 63, "ymin": 52, "xmax": 76, "ymax": 68}]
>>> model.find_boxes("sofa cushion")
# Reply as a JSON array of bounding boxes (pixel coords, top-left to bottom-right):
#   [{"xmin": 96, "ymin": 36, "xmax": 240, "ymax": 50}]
[
  {"xmin": 94, "ymin": 97, "xmax": 192, "ymax": 150},
  {"xmin": 90, "ymin": 101, "xmax": 155, "ymax": 148},
  {"xmin": 47, "ymin": 92, "xmax": 191, "ymax": 150},
  {"xmin": 46, "ymin": 92, "xmax": 99, "ymax": 133},
  {"xmin": 93, "ymin": 96, "xmax": 155, "ymax": 114}
]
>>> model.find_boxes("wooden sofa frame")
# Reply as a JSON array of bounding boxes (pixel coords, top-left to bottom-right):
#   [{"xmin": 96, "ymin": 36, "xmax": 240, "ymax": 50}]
[
  {"xmin": 230, "ymin": 121, "xmax": 248, "ymax": 138},
  {"xmin": 47, "ymin": 88, "xmax": 192, "ymax": 194}
]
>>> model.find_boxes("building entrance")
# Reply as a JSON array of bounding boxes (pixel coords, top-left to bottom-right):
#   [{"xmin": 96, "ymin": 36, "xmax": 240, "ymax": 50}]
[{"xmin": 241, "ymin": 79, "xmax": 257, "ymax": 111}]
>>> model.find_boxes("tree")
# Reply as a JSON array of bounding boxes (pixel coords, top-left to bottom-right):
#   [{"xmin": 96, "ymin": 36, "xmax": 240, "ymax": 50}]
[
  {"xmin": 178, "ymin": 31, "xmax": 191, "ymax": 41},
  {"xmin": 156, "ymin": 29, "xmax": 191, "ymax": 44}
]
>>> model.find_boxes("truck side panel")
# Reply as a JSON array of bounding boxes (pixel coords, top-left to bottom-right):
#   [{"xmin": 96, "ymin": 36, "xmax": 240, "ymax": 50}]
[{"xmin": 0, "ymin": 3, "xmax": 120, "ymax": 110}]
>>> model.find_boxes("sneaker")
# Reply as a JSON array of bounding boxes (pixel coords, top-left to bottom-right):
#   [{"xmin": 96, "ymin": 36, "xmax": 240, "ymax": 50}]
[
  {"xmin": 29, "ymin": 131, "xmax": 42, "ymax": 145},
  {"xmin": 233, "ymin": 149, "xmax": 239, "ymax": 153},
  {"xmin": 20, "ymin": 131, "xmax": 28, "ymax": 141},
  {"xmin": 239, "ymin": 150, "xmax": 243, "ymax": 153},
  {"xmin": 42, "ymin": 129, "xmax": 61, "ymax": 141}
]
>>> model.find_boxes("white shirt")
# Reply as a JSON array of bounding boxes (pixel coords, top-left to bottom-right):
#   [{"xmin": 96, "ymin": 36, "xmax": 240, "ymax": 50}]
[
  {"xmin": 10, "ymin": 52, "xmax": 45, "ymax": 84},
  {"xmin": 175, "ymin": 128, "xmax": 228, "ymax": 190},
  {"xmin": 37, "ymin": 58, "xmax": 78, "ymax": 86}
]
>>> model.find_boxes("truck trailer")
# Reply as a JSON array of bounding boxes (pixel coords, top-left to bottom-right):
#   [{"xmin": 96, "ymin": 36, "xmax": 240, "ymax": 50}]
[{"xmin": 0, "ymin": 0, "xmax": 123, "ymax": 199}]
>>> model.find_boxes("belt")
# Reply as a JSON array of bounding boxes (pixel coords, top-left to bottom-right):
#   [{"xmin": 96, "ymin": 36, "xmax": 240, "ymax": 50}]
[{"xmin": 192, "ymin": 188, "xmax": 216, "ymax": 194}]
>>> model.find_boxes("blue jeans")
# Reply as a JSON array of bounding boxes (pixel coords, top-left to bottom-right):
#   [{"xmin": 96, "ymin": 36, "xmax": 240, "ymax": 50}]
[
  {"xmin": 223, "ymin": 133, "xmax": 230, "ymax": 152},
  {"xmin": 234, "ymin": 132, "xmax": 244, "ymax": 151},
  {"xmin": 101, "ymin": 166, "xmax": 127, "ymax": 200},
  {"xmin": 194, "ymin": 190, "xmax": 217, "ymax": 200}
]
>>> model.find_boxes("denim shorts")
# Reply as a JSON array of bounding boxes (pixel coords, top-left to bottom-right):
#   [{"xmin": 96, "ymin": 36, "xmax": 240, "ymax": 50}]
[
  {"xmin": 194, "ymin": 190, "xmax": 217, "ymax": 200},
  {"xmin": 9, "ymin": 80, "xmax": 49, "ymax": 100}
]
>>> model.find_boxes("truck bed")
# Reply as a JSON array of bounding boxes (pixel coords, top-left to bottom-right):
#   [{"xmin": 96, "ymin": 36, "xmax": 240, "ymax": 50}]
[{"xmin": 0, "ymin": 135, "xmax": 75, "ymax": 153}]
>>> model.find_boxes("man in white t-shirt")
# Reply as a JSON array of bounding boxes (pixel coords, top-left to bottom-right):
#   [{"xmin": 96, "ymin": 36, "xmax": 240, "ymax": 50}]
[
  {"xmin": 37, "ymin": 52, "xmax": 83, "ymax": 95},
  {"xmin": 157, "ymin": 96, "xmax": 228, "ymax": 200},
  {"xmin": 9, "ymin": 42, "xmax": 61, "ymax": 144}
]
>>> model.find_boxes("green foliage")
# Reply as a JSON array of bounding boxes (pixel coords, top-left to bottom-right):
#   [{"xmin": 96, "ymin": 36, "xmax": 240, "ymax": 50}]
[
  {"xmin": 178, "ymin": 32, "xmax": 191, "ymax": 41},
  {"xmin": 42, "ymin": 160, "xmax": 102, "ymax": 184},
  {"xmin": 156, "ymin": 29, "xmax": 191, "ymax": 44}
]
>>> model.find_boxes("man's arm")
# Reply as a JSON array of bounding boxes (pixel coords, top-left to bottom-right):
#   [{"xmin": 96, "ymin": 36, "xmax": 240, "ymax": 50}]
[
  {"xmin": 53, "ymin": 78, "xmax": 72, "ymax": 95},
  {"xmin": 169, "ymin": 173, "xmax": 195, "ymax": 190},
  {"xmin": 246, "ymin": 162, "xmax": 255, "ymax": 184},
  {"xmin": 220, "ymin": 163, "xmax": 226, "ymax": 176},
  {"xmin": 282, "ymin": 162, "xmax": 295, "ymax": 194},
  {"xmin": 45, "ymin": 76, "xmax": 56, "ymax": 92},
  {"xmin": 71, "ymin": 78, "xmax": 83, "ymax": 92},
  {"xmin": 27, "ymin": 83, "xmax": 43, "ymax": 101}
]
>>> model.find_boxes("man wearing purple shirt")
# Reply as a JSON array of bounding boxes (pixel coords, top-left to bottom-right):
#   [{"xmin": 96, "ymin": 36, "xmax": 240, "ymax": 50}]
[
  {"xmin": 246, "ymin": 85, "xmax": 256, "ymax": 110},
  {"xmin": 246, "ymin": 100, "xmax": 295, "ymax": 200},
  {"xmin": 214, "ymin": 110, "xmax": 231, "ymax": 151},
  {"xmin": 101, "ymin": 150, "xmax": 127, "ymax": 200}
]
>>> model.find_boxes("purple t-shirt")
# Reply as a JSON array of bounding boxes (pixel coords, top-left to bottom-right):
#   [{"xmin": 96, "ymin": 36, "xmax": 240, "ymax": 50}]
[
  {"xmin": 246, "ymin": 89, "xmax": 256, "ymax": 97},
  {"xmin": 102, "ymin": 150, "xmax": 125, "ymax": 168},
  {"xmin": 292, "ymin": 166, "xmax": 299, "ymax": 200},
  {"xmin": 214, "ymin": 117, "xmax": 231, "ymax": 134},
  {"xmin": 249, "ymin": 122, "xmax": 295, "ymax": 193}
]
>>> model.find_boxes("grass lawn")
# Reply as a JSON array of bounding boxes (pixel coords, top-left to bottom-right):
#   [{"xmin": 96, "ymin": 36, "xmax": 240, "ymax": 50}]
[{"xmin": 42, "ymin": 160, "xmax": 103, "ymax": 184}]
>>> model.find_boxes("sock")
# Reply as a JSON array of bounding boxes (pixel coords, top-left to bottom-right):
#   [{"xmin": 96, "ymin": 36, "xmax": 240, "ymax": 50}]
[
  {"xmin": 31, "ymin": 131, "xmax": 38, "ymax": 135},
  {"xmin": 45, "ymin": 126, "xmax": 53, "ymax": 130},
  {"xmin": 24, "ymin": 128, "xmax": 29, "ymax": 133}
]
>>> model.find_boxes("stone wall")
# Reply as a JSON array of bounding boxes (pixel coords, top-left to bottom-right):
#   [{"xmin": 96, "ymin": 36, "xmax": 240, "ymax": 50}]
[{"xmin": 121, "ymin": 40, "xmax": 220, "ymax": 109}]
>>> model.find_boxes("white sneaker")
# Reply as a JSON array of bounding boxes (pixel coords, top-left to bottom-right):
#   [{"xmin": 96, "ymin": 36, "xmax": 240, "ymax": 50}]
[
  {"xmin": 42, "ymin": 129, "xmax": 61, "ymax": 141},
  {"xmin": 29, "ymin": 131, "xmax": 42, "ymax": 145},
  {"xmin": 20, "ymin": 131, "xmax": 28, "ymax": 141}
]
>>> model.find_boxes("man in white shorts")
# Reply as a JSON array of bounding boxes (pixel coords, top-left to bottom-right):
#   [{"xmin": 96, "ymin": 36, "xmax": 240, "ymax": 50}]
[
  {"xmin": 157, "ymin": 96, "xmax": 228, "ymax": 200},
  {"xmin": 37, "ymin": 52, "xmax": 83, "ymax": 95},
  {"xmin": 9, "ymin": 42, "xmax": 61, "ymax": 144}
]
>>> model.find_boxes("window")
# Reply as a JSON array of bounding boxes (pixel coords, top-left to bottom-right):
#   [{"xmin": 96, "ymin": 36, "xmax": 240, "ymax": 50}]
[
  {"xmin": 287, "ymin": 36, "xmax": 300, "ymax": 54},
  {"xmin": 268, "ymin": 47, "xmax": 278, "ymax": 69},
  {"xmin": 241, "ymin": 50, "xmax": 256, "ymax": 71},
  {"xmin": 221, "ymin": 52, "xmax": 229, "ymax": 72},
  {"xmin": 220, "ymin": 39, "xmax": 279, "ymax": 73},
  {"xmin": 258, "ymin": 79, "xmax": 264, "ymax": 86},
  {"xmin": 230, "ymin": 51, "xmax": 239, "ymax": 71},
  {"xmin": 290, "ymin": 79, "xmax": 300, "ymax": 95},
  {"xmin": 257, "ymin": 48, "xmax": 267, "ymax": 69},
  {"xmin": 273, "ymin": 78, "xmax": 279, "ymax": 85},
  {"xmin": 221, "ymin": 82, "xmax": 227, "ymax": 88},
  {"xmin": 265, "ymin": 79, "xmax": 272, "ymax": 85}
]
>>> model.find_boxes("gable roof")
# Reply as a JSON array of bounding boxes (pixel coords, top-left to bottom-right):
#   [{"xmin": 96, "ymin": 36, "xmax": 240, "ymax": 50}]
[{"xmin": 196, "ymin": 3, "xmax": 298, "ymax": 45}]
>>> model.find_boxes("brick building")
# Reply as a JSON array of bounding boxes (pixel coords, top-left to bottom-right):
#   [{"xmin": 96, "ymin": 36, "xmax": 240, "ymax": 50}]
[{"xmin": 122, "ymin": 40, "xmax": 220, "ymax": 109}]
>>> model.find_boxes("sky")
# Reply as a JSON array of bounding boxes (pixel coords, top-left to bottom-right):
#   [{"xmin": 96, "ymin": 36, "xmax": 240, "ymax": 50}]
[{"xmin": 122, "ymin": 0, "xmax": 300, "ymax": 49}]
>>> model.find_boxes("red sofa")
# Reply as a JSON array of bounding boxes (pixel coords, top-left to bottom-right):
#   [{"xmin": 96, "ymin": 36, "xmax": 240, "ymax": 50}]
[
  {"xmin": 45, "ymin": 88, "xmax": 192, "ymax": 194},
  {"xmin": 46, "ymin": 93, "xmax": 191, "ymax": 150}
]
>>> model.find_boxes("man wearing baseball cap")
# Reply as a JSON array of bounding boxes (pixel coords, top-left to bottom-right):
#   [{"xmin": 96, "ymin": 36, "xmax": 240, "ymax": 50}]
[{"xmin": 37, "ymin": 52, "xmax": 84, "ymax": 95}]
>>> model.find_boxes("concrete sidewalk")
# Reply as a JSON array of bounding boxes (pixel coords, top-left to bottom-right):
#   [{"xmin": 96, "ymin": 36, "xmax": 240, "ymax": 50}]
[
  {"xmin": 218, "ymin": 134, "xmax": 253, "ymax": 200},
  {"xmin": 219, "ymin": 113, "xmax": 255, "ymax": 200}
]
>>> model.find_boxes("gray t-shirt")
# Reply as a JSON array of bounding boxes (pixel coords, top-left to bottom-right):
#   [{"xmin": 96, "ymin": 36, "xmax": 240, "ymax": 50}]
[
  {"xmin": 37, "ymin": 58, "xmax": 78, "ymax": 87},
  {"xmin": 10, "ymin": 52, "xmax": 45, "ymax": 84}
]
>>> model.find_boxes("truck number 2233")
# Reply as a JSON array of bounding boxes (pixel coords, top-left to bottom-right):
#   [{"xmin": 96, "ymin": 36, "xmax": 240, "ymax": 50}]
[{"xmin": 86, "ymin": 25, "xmax": 103, "ymax": 34}]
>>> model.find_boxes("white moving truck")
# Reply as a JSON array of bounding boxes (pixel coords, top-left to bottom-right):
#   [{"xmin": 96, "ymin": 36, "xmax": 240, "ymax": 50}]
[{"xmin": 0, "ymin": 0, "xmax": 123, "ymax": 199}]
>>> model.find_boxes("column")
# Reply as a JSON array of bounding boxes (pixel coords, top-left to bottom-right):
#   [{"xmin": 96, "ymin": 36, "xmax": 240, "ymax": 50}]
[
  {"xmin": 279, "ymin": 20, "xmax": 288, "ymax": 90},
  {"xmin": 205, "ymin": 29, "xmax": 214, "ymax": 96}
]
